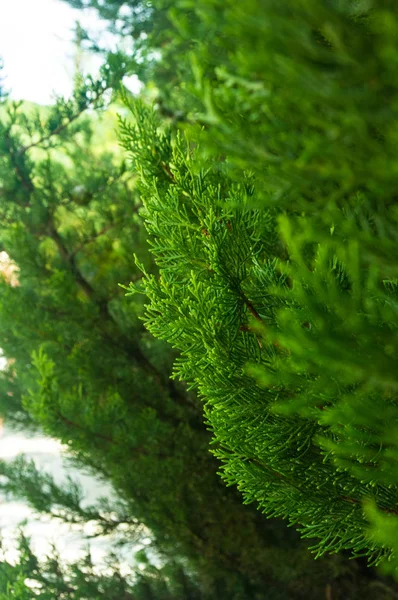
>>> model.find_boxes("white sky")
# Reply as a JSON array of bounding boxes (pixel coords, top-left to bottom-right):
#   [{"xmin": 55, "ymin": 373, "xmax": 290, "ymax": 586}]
[
  {"xmin": 0, "ymin": 426, "xmax": 145, "ymax": 573},
  {"xmin": 0, "ymin": 0, "xmax": 118, "ymax": 104}
]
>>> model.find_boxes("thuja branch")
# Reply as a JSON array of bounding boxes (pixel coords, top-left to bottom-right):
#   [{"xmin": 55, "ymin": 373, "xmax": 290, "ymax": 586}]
[
  {"xmin": 17, "ymin": 85, "xmax": 111, "ymax": 156},
  {"xmin": 56, "ymin": 412, "xmax": 171, "ymax": 459},
  {"xmin": 48, "ymin": 220, "xmax": 102, "ymax": 304},
  {"xmin": 56, "ymin": 412, "xmax": 116, "ymax": 446},
  {"xmin": 48, "ymin": 220, "xmax": 161, "ymax": 375},
  {"xmin": 18, "ymin": 110, "xmax": 84, "ymax": 155}
]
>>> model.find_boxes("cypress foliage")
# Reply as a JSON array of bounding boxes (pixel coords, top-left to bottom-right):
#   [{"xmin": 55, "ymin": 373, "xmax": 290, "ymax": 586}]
[
  {"xmin": 0, "ymin": 70, "xmax": 371, "ymax": 597},
  {"xmin": 3, "ymin": 0, "xmax": 398, "ymax": 594},
  {"xmin": 119, "ymin": 0, "xmax": 398, "ymax": 577}
]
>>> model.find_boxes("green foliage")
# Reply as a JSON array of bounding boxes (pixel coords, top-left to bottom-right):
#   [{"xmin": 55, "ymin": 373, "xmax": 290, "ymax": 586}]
[
  {"xmin": 3, "ymin": 0, "xmax": 398, "ymax": 594},
  {"xmin": 119, "ymin": 0, "xmax": 398, "ymax": 578},
  {"xmin": 0, "ymin": 71, "xmax": 367, "ymax": 598},
  {"xmin": 0, "ymin": 454, "xmax": 144, "ymax": 540},
  {"xmin": 62, "ymin": 0, "xmax": 220, "ymax": 117},
  {"xmin": 0, "ymin": 529, "xmax": 205, "ymax": 599}
]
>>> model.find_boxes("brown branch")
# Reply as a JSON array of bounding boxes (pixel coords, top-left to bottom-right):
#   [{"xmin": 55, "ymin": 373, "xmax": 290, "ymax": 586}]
[
  {"xmin": 47, "ymin": 221, "xmax": 101, "ymax": 303},
  {"xmin": 239, "ymin": 295, "xmax": 264, "ymax": 348},
  {"xmin": 47, "ymin": 221, "xmax": 161, "ymax": 374},
  {"xmin": 246, "ymin": 299, "xmax": 263, "ymax": 323},
  {"xmin": 240, "ymin": 292, "xmax": 263, "ymax": 323},
  {"xmin": 240, "ymin": 294, "xmax": 291, "ymax": 352},
  {"xmin": 16, "ymin": 85, "xmax": 108, "ymax": 156},
  {"xmin": 56, "ymin": 412, "xmax": 116, "ymax": 445},
  {"xmin": 18, "ymin": 111, "xmax": 83, "ymax": 155},
  {"xmin": 325, "ymin": 583, "xmax": 333, "ymax": 600},
  {"xmin": 56, "ymin": 412, "xmax": 172, "ymax": 459},
  {"xmin": 160, "ymin": 161, "xmax": 175, "ymax": 181}
]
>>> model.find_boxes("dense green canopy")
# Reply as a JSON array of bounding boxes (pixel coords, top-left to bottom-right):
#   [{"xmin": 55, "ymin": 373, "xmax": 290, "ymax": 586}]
[
  {"xmin": 1, "ymin": 0, "xmax": 398, "ymax": 596},
  {"xmin": 0, "ymin": 67, "xmax": 371, "ymax": 598}
]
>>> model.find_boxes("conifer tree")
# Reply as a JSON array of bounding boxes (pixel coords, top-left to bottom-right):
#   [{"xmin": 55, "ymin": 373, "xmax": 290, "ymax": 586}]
[
  {"xmin": 0, "ymin": 65, "xmax": 369, "ymax": 597},
  {"xmin": 0, "ymin": 529, "xmax": 205, "ymax": 600},
  {"xmin": 4, "ymin": 527, "xmax": 397, "ymax": 600},
  {"xmin": 118, "ymin": 0, "xmax": 398, "ymax": 579},
  {"xmin": 3, "ymin": 0, "xmax": 398, "ymax": 594},
  {"xmin": 62, "ymin": 0, "xmax": 211, "ymax": 116}
]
